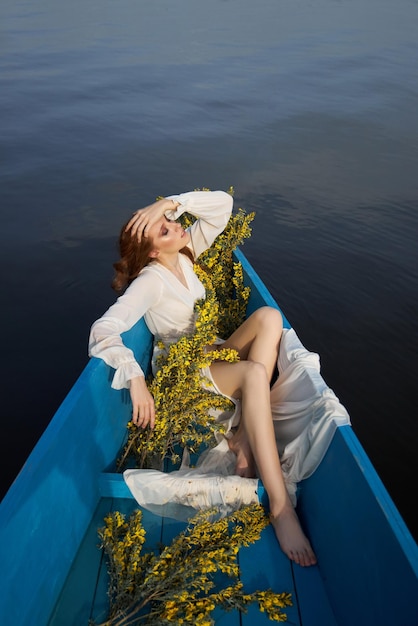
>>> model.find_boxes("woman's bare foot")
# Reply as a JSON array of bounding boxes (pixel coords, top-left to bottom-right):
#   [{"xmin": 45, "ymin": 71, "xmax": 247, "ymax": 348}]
[
  {"xmin": 228, "ymin": 433, "xmax": 256, "ymax": 478},
  {"xmin": 270, "ymin": 506, "xmax": 317, "ymax": 567}
]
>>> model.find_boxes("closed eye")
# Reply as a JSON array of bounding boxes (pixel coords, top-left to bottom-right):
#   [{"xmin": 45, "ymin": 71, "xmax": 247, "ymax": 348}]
[{"xmin": 161, "ymin": 218, "xmax": 175, "ymax": 236}]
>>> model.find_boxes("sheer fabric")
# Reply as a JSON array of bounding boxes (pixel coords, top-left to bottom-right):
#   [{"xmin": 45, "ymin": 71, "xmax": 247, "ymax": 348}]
[
  {"xmin": 124, "ymin": 328, "xmax": 350, "ymax": 516},
  {"xmin": 124, "ymin": 440, "xmax": 259, "ymax": 521}
]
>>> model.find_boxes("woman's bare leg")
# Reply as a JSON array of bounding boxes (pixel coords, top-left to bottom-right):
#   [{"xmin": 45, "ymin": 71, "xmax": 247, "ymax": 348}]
[
  {"xmin": 209, "ymin": 307, "xmax": 316, "ymax": 566},
  {"xmin": 220, "ymin": 307, "xmax": 282, "ymax": 475},
  {"xmin": 221, "ymin": 307, "xmax": 282, "ymax": 378},
  {"xmin": 210, "ymin": 358, "xmax": 317, "ymax": 567}
]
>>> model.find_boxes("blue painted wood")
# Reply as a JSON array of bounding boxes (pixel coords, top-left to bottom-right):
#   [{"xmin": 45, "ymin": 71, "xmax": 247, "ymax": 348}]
[
  {"xmin": 239, "ymin": 524, "xmax": 300, "ymax": 625},
  {"xmin": 292, "ymin": 564, "xmax": 338, "ymax": 626},
  {"xmin": 297, "ymin": 425, "xmax": 418, "ymax": 626},
  {"xmin": 48, "ymin": 497, "xmax": 113, "ymax": 626},
  {"xmin": 49, "ymin": 498, "xmax": 164, "ymax": 625},
  {"xmin": 99, "ymin": 472, "xmax": 134, "ymax": 498},
  {"xmin": 235, "ymin": 249, "xmax": 291, "ymax": 328},
  {"xmin": 157, "ymin": 516, "xmax": 241, "ymax": 624},
  {"xmin": 90, "ymin": 499, "xmax": 164, "ymax": 625},
  {"xmin": 237, "ymin": 516, "xmax": 338, "ymax": 626},
  {"xmin": 0, "ymin": 318, "xmax": 153, "ymax": 626},
  {"xmin": 249, "ymin": 486, "xmax": 339, "ymax": 625}
]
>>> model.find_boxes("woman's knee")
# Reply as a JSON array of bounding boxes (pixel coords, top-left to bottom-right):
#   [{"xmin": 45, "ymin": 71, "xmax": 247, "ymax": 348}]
[
  {"xmin": 210, "ymin": 361, "xmax": 265, "ymax": 399},
  {"xmin": 242, "ymin": 360, "xmax": 270, "ymax": 386},
  {"xmin": 252, "ymin": 306, "xmax": 283, "ymax": 334}
]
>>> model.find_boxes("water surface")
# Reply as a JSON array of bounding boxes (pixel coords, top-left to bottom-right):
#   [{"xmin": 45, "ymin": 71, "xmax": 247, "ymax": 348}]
[{"xmin": 1, "ymin": 0, "xmax": 417, "ymax": 538}]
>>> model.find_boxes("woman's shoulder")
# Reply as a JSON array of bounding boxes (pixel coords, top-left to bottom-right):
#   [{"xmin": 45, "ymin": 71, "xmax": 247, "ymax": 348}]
[
  {"xmin": 139, "ymin": 261, "xmax": 168, "ymax": 278},
  {"xmin": 124, "ymin": 262, "xmax": 164, "ymax": 293}
]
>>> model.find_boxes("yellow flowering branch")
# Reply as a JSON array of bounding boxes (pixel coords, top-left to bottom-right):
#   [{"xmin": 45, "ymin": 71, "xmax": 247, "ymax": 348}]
[
  {"xmin": 117, "ymin": 194, "xmax": 255, "ymax": 471},
  {"xmin": 117, "ymin": 283, "xmax": 238, "ymax": 470},
  {"xmin": 100, "ymin": 196, "xmax": 293, "ymax": 625},
  {"xmin": 182, "ymin": 187, "xmax": 255, "ymax": 339},
  {"xmin": 95, "ymin": 505, "xmax": 292, "ymax": 625}
]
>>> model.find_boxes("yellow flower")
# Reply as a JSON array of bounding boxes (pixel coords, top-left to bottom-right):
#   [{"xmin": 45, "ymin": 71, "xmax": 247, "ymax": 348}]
[
  {"xmin": 116, "ymin": 200, "xmax": 254, "ymax": 472},
  {"xmin": 97, "ymin": 195, "xmax": 292, "ymax": 626},
  {"xmin": 98, "ymin": 505, "xmax": 291, "ymax": 625}
]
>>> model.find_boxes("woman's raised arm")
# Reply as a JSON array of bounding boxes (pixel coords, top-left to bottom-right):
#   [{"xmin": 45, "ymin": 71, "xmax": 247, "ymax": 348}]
[{"xmin": 126, "ymin": 197, "xmax": 180, "ymax": 239}]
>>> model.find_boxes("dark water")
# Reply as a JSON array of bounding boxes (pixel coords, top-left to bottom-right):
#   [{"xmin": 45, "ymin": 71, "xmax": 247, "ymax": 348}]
[{"xmin": 1, "ymin": 0, "xmax": 417, "ymax": 539}]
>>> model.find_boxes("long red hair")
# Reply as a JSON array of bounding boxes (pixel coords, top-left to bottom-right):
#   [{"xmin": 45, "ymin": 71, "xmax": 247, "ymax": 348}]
[{"xmin": 112, "ymin": 218, "xmax": 194, "ymax": 293}]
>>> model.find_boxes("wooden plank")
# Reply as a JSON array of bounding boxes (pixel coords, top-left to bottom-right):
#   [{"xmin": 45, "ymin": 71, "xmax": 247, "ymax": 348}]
[
  {"xmin": 48, "ymin": 498, "xmax": 164, "ymax": 626},
  {"xmin": 160, "ymin": 516, "xmax": 241, "ymax": 625},
  {"xmin": 292, "ymin": 564, "xmax": 338, "ymax": 626},
  {"xmin": 90, "ymin": 498, "xmax": 163, "ymax": 625},
  {"xmin": 94, "ymin": 511, "xmax": 238, "ymax": 626},
  {"xmin": 239, "ymin": 523, "xmax": 299, "ymax": 626},
  {"xmin": 48, "ymin": 497, "xmax": 113, "ymax": 626},
  {"xmin": 99, "ymin": 472, "xmax": 134, "ymax": 498},
  {"xmin": 256, "ymin": 485, "xmax": 336, "ymax": 625}
]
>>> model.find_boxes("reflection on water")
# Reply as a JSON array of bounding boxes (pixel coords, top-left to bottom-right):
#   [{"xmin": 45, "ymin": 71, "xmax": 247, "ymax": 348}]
[{"xmin": 1, "ymin": 0, "xmax": 417, "ymax": 538}]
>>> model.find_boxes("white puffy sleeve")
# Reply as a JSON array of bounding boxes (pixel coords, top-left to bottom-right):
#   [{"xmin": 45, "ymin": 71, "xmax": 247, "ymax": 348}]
[
  {"xmin": 88, "ymin": 271, "xmax": 162, "ymax": 389},
  {"xmin": 165, "ymin": 190, "xmax": 233, "ymax": 259}
]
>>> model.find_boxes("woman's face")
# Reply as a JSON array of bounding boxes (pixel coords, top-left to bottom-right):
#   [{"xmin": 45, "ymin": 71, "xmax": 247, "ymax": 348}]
[{"xmin": 147, "ymin": 217, "xmax": 190, "ymax": 256}]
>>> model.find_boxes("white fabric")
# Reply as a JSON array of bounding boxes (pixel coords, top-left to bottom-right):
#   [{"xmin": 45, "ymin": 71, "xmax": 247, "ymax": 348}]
[
  {"xmin": 271, "ymin": 328, "xmax": 351, "ymax": 503},
  {"xmin": 123, "ymin": 328, "xmax": 350, "ymax": 516},
  {"xmin": 199, "ymin": 348, "xmax": 242, "ymax": 437},
  {"xmin": 124, "ymin": 440, "xmax": 259, "ymax": 521},
  {"xmin": 88, "ymin": 188, "xmax": 350, "ymax": 516},
  {"xmin": 88, "ymin": 190, "xmax": 233, "ymax": 388}
]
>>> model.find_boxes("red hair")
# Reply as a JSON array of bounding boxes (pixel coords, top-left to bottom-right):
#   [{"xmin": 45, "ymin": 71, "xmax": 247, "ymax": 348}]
[{"xmin": 112, "ymin": 218, "xmax": 194, "ymax": 293}]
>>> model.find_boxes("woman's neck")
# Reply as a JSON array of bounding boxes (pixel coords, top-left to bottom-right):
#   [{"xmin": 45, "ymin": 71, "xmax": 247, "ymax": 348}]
[
  {"xmin": 156, "ymin": 253, "xmax": 188, "ymax": 288},
  {"xmin": 156, "ymin": 252, "xmax": 181, "ymax": 272}
]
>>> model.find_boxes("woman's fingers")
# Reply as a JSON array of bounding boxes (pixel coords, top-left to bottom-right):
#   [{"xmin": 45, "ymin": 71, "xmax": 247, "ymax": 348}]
[
  {"xmin": 132, "ymin": 403, "xmax": 155, "ymax": 429},
  {"xmin": 125, "ymin": 198, "xmax": 177, "ymax": 239},
  {"xmin": 125, "ymin": 199, "xmax": 168, "ymax": 239},
  {"xmin": 126, "ymin": 210, "xmax": 149, "ymax": 238},
  {"xmin": 130, "ymin": 376, "xmax": 156, "ymax": 429},
  {"xmin": 125, "ymin": 212, "xmax": 139, "ymax": 233}
]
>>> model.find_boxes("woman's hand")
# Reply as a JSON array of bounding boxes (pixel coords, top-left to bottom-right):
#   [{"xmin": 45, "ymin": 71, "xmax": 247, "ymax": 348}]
[
  {"xmin": 129, "ymin": 376, "xmax": 156, "ymax": 429},
  {"xmin": 125, "ymin": 197, "xmax": 179, "ymax": 239}
]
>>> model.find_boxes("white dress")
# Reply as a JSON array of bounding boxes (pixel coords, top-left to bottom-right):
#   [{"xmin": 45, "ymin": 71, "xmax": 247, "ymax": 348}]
[
  {"xmin": 89, "ymin": 189, "xmax": 350, "ymax": 518},
  {"xmin": 88, "ymin": 190, "xmax": 233, "ymax": 389},
  {"xmin": 123, "ymin": 328, "xmax": 351, "ymax": 517}
]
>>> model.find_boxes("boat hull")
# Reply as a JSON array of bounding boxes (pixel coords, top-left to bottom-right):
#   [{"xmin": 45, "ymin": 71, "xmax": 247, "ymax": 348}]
[{"xmin": 0, "ymin": 250, "xmax": 417, "ymax": 625}]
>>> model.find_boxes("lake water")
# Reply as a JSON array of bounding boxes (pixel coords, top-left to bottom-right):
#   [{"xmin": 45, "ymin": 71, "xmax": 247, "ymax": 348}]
[{"xmin": 1, "ymin": 0, "xmax": 417, "ymax": 540}]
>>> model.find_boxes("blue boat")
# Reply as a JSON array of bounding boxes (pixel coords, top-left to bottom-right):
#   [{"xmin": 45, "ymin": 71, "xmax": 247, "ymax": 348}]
[{"xmin": 0, "ymin": 250, "xmax": 417, "ymax": 626}]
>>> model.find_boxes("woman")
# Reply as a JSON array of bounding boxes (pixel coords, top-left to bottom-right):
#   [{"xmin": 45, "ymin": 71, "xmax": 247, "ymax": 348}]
[{"xmin": 89, "ymin": 190, "xmax": 317, "ymax": 567}]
